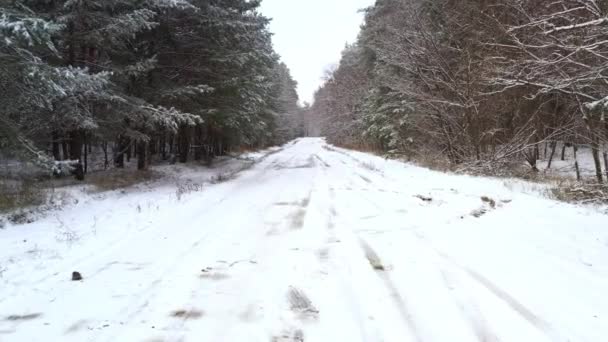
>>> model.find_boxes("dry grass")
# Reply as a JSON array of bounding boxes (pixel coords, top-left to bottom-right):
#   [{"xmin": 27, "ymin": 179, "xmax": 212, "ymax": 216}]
[
  {"xmin": 86, "ymin": 169, "xmax": 161, "ymax": 192},
  {"xmin": 0, "ymin": 180, "xmax": 46, "ymax": 214},
  {"xmin": 414, "ymin": 153, "xmax": 453, "ymax": 172},
  {"xmin": 360, "ymin": 161, "xmax": 381, "ymax": 172},
  {"xmin": 175, "ymin": 181, "xmax": 204, "ymax": 201},
  {"xmin": 337, "ymin": 142, "xmax": 383, "ymax": 154},
  {"xmin": 1, "ymin": 168, "xmax": 158, "ymax": 224},
  {"xmin": 549, "ymin": 181, "xmax": 608, "ymax": 204}
]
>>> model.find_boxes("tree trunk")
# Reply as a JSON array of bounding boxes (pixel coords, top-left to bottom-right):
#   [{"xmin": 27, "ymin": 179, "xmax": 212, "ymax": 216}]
[
  {"xmin": 62, "ymin": 139, "xmax": 69, "ymax": 161},
  {"xmin": 83, "ymin": 132, "xmax": 88, "ymax": 174},
  {"xmin": 194, "ymin": 125, "xmax": 203, "ymax": 161},
  {"xmin": 126, "ymin": 139, "xmax": 132, "ymax": 162},
  {"xmin": 524, "ymin": 148, "xmax": 538, "ymax": 172},
  {"xmin": 561, "ymin": 143, "xmax": 567, "ymax": 161},
  {"xmin": 52, "ymin": 131, "xmax": 61, "ymax": 161},
  {"xmin": 69, "ymin": 130, "xmax": 83, "ymax": 161},
  {"xmin": 582, "ymin": 111, "xmax": 603, "ymax": 183},
  {"xmin": 137, "ymin": 140, "xmax": 147, "ymax": 170},
  {"xmin": 160, "ymin": 134, "xmax": 167, "ymax": 160},
  {"xmin": 178, "ymin": 125, "xmax": 190, "ymax": 163},
  {"xmin": 70, "ymin": 131, "xmax": 85, "ymax": 181},
  {"xmin": 591, "ymin": 142, "xmax": 604, "ymax": 183},
  {"xmin": 102, "ymin": 141, "xmax": 109, "ymax": 170},
  {"xmin": 114, "ymin": 137, "xmax": 127, "ymax": 168},
  {"xmin": 574, "ymin": 145, "xmax": 581, "ymax": 182},
  {"xmin": 149, "ymin": 138, "xmax": 157, "ymax": 156},
  {"xmin": 603, "ymin": 111, "xmax": 608, "ymax": 181},
  {"xmin": 604, "ymin": 151, "xmax": 608, "ymax": 181},
  {"xmin": 546, "ymin": 141, "xmax": 558, "ymax": 170}
]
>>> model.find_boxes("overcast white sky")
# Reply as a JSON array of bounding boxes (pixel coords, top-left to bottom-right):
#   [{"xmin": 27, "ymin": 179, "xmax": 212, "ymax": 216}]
[{"xmin": 260, "ymin": 0, "xmax": 375, "ymax": 104}]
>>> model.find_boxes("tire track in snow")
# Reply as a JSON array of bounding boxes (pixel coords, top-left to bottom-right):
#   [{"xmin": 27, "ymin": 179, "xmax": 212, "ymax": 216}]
[
  {"xmin": 359, "ymin": 239, "xmax": 424, "ymax": 342},
  {"xmin": 323, "ymin": 146, "xmax": 423, "ymax": 341},
  {"xmin": 92, "ymin": 186, "xmax": 254, "ymax": 341},
  {"xmin": 312, "ymin": 154, "xmax": 330, "ymax": 168},
  {"xmin": 464, "ymin": 268, "xmax": 554, "ymax": 335},
  {"xmin": 96, "ymin": 232, "xmax": 216, "ymax": 342},
  {"xmin": 421, "ymin": 235, "xmax": 565, "ymax": 342},
  {"xmin": 439, "ymin": 268, "xmax": 501, "ymax": 342}
]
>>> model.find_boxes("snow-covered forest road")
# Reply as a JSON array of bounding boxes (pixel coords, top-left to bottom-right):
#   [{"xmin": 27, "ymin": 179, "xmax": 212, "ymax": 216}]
[{"xmin": 1, "ymin": 138, "xmax": 608, "ymax": 342}]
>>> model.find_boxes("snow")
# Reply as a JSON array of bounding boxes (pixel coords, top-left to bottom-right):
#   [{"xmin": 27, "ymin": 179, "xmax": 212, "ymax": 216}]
[
  {"xmin": 537, "ymin": 143, "xmax": 606, "ymax": 179},
  {"xmin": 1, "ymin": 138, "xmax": 607, "ymax": 342}
]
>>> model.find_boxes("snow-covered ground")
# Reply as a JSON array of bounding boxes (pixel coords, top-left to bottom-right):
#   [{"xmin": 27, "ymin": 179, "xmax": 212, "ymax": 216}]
[
  {"xmin": 1, "ymin": 138, "xmax": 607, "ymax": 342},
  {"xmin": 537, "ymin": 143, "xmax": 606, "ymax": 180}
]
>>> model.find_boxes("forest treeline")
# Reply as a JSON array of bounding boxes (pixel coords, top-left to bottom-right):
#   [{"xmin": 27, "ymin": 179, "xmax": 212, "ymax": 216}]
[
  {"xmin": 0, "ymin": 0, "xmax": 304, "ymax": 176},
  {"xmin": 311, "ymin": 0, "xmax": 608, "ymax": 183}
]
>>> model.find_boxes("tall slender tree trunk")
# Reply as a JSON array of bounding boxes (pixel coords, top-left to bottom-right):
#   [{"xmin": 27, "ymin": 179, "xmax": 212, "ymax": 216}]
[
  {"xmin": 61, "ymin": 139, "xmax": 69, "ymax": 161},
  {"xmin": 102, "ymin": 141, "xmax": 109, "ymax": 170},
  {"xmin": 69, "ymin": 130, "xmax": 83, "ymax": 161},
  {"xmin": 591, "ymin": 143, "xmax": 604, "ymax": 183},
  {"xmin": 603, "ymin": 111, "xmax": 608, "ymax": 181},
  {"xmin": 51, "ymin": 131, "xmax": 61, "ymax": 161},
  {"xmin": 194, "ymin": 125, "xmax": 203, "ymax": 161},
  {"xmin": 178, "ymin": 125, "xmax": 190, "ymax": 163},
  {"xmin": 160, "ymin": 134, "xmax": 167, "ymax": 160},
  {"xmin": 547, "ymin": 141, "xmax": 558, "ymax": 170},
  {"xmin": 149, "ymin": 138, "xmax": 157, "ymax": 156},
  {"xmin": 69, "ymin": 130, "xmax": 85, "ymax": 180},
  {"xmin": 582, "ymin": 112, "xmax": 604, "ymax": 183},
  {"xmin": 83, "ymin": 132, "xmax": 88, "ymax": 174},
  {"xmin": 574, "ymin": 144, "xmax": 581, "ymax": 182},
  {"xmin": 126, "ymin": 139, "xmax": 132, "ymax": 162},
  {"xmin": 114, "ymin": 137, "xmax": 127, "ymax": 168},
  {"xmin": 604, "ymin": 151, "xmax": 608, "ymax": 181},
  {"xmin": 137, "ymin": 140, "xmax": 147, "ymax": 170},
  {"xmin": 561, "ymin": 142, "xmax": 567, "ymax": 161}
]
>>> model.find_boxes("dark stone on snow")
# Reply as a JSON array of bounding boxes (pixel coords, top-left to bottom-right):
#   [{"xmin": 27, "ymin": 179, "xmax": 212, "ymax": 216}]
[{"xmin": 71, "ymin": 271, "xmax": 83, "ymax": 281}]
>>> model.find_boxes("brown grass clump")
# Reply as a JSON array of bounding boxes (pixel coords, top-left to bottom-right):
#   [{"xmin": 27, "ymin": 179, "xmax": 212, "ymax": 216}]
[{"xmin": 86, "ymin": 169, "xmax": 160, "ymax": 192}]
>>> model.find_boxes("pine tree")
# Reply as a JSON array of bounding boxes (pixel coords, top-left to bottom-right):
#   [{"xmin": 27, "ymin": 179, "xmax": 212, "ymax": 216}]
[{"xmin": 1, "ymin": 0, "xmax": 300, "ymax": 176}]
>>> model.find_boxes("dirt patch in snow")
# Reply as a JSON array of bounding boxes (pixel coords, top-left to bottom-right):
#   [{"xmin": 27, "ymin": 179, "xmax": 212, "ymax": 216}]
[
  {"xmin": 4, "ymin": 313, "xmax": 42, "ymax": 321},
  {"xmin": 170, "ymin": 309, "xmax": 204, "ymax": 320},
  {"xmin": 199, "ymin": 272, "xmax": 230, "ymax": 281},
  {"xmin": 470, "ymin": 196, "xmax": 501, "ymax": 218},
  {"xmin": 358, "ymin": 174, "xmax": 372, "ymax": 183},
  {"xmin": 414, "ymin": 194, "xmax": 433, "ymax": 203},
  {"xmin": 287, "ymin": 287, "xmax": 319, "ymax": 320},
  {"xmin": 272, "ymin": 328, "xmax": 304, "ymax": 342},
  {"xmin": 64, "ymin": 319, "xmax": 90, "ymax": 334},
  {"xmin": 200, "ymin": 266, "xmax": 230, "ymax": 280},
  {"xmin": 317, "ymin": 247, "xmax": 330, "ymax": 261},
  {"xmin": 287, "ymin": 193, "xmax": 312, "ymax": 230},
  {"xmin": 361, "ymin": 240, "xmax": 386, "ymax": 271},
  {"xmin": 289, "ymin": 209, "xmax": 306, "ymax": 229},
  {"xmin": 274, "ymin": 156, "xmax": 316, "ymax": 170}
]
